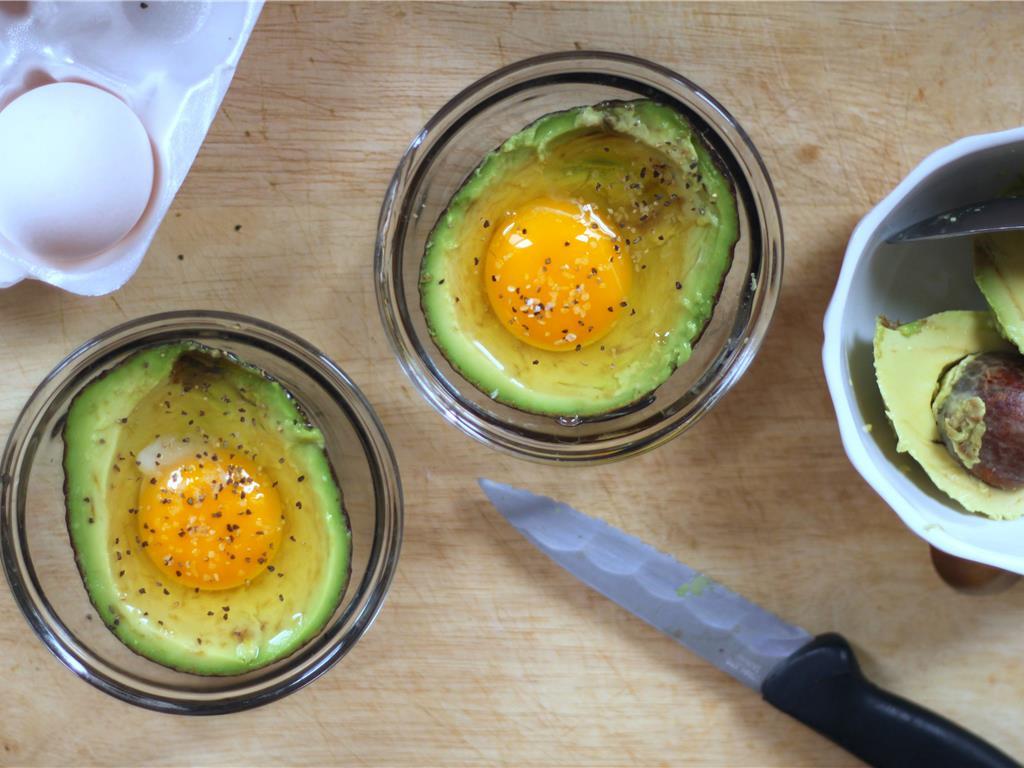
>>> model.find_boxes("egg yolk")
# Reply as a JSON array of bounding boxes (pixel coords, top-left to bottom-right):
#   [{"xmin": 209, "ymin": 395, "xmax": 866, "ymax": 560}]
[
  {"xmin": 484, "ymin": 197, "xmax": 631, "ymax": 351},
  {"xmin": 137, "ymin": 457, "xmax": 284, "ymax": 591}
]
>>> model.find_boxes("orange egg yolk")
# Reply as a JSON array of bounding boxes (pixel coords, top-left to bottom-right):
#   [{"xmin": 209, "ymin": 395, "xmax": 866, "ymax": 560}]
[
  {"xmin": 484, "ymin": 197, "xmax": 631, "ymax": 351},
  {"xmin": 138, "ymin": 457, "xmax": 284, "ymax": 591}
]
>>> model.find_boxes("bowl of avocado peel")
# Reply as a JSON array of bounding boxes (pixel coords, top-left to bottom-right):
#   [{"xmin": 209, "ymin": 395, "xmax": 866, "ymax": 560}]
[{"xmin": 823, "ymin": 124, "xmax": 1024, "ymax": 574}]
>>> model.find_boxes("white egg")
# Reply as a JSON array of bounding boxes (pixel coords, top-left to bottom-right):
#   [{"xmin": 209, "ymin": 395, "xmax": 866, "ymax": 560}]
[
  {"xmin": 0, "ymin": 82, "xmax": 154, "ymax": 262},
  {"xmin": 137, "ymin": 437, "xmax": 195, "ymax": 477}
]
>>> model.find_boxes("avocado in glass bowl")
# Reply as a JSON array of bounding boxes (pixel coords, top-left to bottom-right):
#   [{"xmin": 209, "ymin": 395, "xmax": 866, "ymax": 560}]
[
  {"xmin": 419, "ymin": 100, "xmax": 738, "ymax": 418},
  {"xmin": 376, "ymin": 51, "xmax": 783, "ymax": 462},
  {"xmin": 1, "ymin": 312, "xmax": 402, "ymax": 713}
]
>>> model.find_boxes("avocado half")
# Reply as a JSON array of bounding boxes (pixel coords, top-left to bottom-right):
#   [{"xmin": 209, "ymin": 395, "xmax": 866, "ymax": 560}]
[
  {"xmin": 873, "ymin": 311, "xmax": 1024, "ymax": 519},
  {"xmin": 420, "ymin": 99, "xmax": 739, "ymax": 417},
  {"xmin": 63, "ymin": 343, "xmax": 351, "ymax": 675},
  {"xmin": 974, "ymin": 231, "xmax": 1024, "ymax": 353}
]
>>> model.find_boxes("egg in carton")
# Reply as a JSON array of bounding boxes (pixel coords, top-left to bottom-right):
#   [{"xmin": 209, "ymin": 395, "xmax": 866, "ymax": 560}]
[{"xmin": 0, "ymin": 1, "xmax": 262, "ymax": 295}]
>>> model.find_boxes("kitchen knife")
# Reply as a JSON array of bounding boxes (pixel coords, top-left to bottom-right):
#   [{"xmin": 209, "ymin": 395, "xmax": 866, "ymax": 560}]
[
  {"xmin": 885, "ymin": 197, "xmax": 1024, "ymax": 243},
  {"xmin": 479, "ymin": 479, "xmax": 1019, "ymax": 768}
]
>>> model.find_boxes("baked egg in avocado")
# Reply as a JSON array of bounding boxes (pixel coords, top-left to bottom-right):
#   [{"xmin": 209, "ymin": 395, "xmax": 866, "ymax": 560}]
[
  {"xmin": 63, "ymin": 343, "xmax": 351, "ymax": 675},
  {"xmin": 420, "ymin": 99, "xmax": 739, "ymax": 417}
]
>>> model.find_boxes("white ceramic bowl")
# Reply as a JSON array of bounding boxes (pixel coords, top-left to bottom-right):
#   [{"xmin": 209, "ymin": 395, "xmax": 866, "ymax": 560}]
[{"xmin": 823, "ymin": 126, "xmax": 1024, "ymax": 575}]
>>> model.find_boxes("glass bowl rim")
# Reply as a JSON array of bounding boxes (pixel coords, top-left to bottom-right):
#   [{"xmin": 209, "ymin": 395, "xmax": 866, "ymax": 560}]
[
  {"xmin": 0, "ymin": 309, "xmax": 403, "ymax": 714},
  {"xmin": 374, "ymin": 50, "xmax": 784, "ymax": 464}
]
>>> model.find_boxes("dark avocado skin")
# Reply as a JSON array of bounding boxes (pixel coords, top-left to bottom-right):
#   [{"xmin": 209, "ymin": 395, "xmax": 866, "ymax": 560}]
[
  {"xmin": 62, "ymin": 342, "xmax": 351, "ymax": 675},
  {"xmin": 420, "ymin": 99, "xmax": 740, "ymax": 417}
]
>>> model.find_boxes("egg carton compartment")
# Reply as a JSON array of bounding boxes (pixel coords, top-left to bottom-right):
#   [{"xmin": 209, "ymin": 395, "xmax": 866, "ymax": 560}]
[{"xmin": 0, "ymin": 1, "xmax": 262, "ymax": 295}]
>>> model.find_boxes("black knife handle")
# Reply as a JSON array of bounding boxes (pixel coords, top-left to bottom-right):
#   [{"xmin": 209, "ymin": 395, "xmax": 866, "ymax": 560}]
[{"xmin": 761, "ymin": 633, "xmax": 1019, "ymax": 768}]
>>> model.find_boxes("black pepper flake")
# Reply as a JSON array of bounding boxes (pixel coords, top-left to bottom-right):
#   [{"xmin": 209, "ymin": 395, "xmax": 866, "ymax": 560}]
[
  {"xmin": 278, "ymin": 594, "xmax": 284, "ymax": 602},
  {"xmin": 234, "ymin": 224, "xmax": 242, "ymax": 232},
  {"xmin": 437, "ymin": 278, "xmax": 445, "ymax": 285},
  {"xmin": 532, "ymin": 360, "xmax": 539, "ymax": 365},
  {"xmin": 297, "ymin": 475, "xmax": 305, "ymax": 483},
  {"xmin": 119, "ymin": 417, "xmax": 128, "ymax": 424},
  {"xmin": 295, "ymin": 501, "xmax": 303, "ymax": 509},
  {"xmin": 177, "ymin": 254, "xmax": 184, "ymax": 261},
  {"xmin": 138, "ymin": 588, "xmax": 146, "ymax": 595},
  {"xmin": 675, "ymin": 281, "xmax": 682, "ymax": 290},
  {"xmin": 140, "ymin": 2, "xmax": 148, "ymax": 8},
  {"xmin": 163, "ymin": 588, "xmax": 170, "ymax": 595},
  {"xmin": 207, "ymin": 611, "xmax": 214, "ymax": 616}
]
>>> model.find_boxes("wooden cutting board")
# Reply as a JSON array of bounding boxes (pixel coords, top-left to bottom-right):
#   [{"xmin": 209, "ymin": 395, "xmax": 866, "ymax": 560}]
[{"xmin": 2, "ymin": 3, "xmax": 1024, "ymax": 765}]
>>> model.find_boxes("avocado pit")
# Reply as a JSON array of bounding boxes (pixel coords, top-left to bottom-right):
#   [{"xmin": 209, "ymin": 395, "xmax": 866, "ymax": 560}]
[{"xmin": 934, "ymin": 352, "xmax": 1024, "ymax": 490}]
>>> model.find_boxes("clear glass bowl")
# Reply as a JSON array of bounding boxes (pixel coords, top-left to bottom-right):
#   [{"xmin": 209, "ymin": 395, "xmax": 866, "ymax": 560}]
[
  {"xmin": 0, "ymin": 311, "xmax": 402, "ymax": 714},
  {"xmin": 375, "ymin": 51, "xmax": 783, "ymax": 462}
]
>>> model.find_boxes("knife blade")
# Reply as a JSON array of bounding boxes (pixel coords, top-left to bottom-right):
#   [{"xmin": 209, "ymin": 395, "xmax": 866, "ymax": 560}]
[
  {"xmin": 480, "ymin": 479, "xmax": 1019, "ymax": 768},
  {"xmin": 885, "ymin": 197, "xmax": 1024, "ymax": 243}
]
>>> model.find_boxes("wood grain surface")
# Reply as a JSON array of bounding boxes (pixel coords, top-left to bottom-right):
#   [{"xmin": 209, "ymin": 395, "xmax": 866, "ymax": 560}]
[{"xmin": 3, "ymin": 2, "xmax": 1024, "ymax": 766}]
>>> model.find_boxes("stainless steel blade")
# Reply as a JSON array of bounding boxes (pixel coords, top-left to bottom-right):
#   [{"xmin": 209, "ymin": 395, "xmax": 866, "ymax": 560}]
[
  {"xmin": 480, "ymin": 479, "xmax": 813, "ymax": 691},
  {"xmin": 885, "ymin": 197, "xmax": 1024, "ymax": 243}
]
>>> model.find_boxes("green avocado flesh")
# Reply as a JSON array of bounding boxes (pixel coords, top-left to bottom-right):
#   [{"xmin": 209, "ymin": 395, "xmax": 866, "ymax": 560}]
[
  {"xmin": 420, "ymin": 100, "xmax": 739, "ymax": 417},
  {"xmin": 873, "ymin": 311, "xmax": 1024, "ymax": 519},
  {"xmin": 974, "ymin": 231, "xmax": 1024, "ymax": 353},
  {"xmin": 63, "ymin": 343, "xmax": 351, "ymax": 675}
]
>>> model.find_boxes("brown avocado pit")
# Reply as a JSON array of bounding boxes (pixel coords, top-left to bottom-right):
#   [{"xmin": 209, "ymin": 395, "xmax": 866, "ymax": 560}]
[{"xmin": 933, "ymin": 351, "xmax": 1024, "ymax": 490}]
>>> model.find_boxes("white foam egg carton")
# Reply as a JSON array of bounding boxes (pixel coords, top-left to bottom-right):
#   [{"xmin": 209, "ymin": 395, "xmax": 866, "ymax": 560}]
[{"xmin": 0, "ymin": 1, "xmax": 262, "ymax": 295}]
